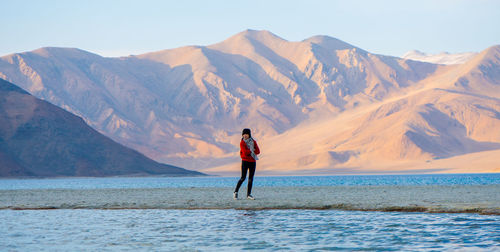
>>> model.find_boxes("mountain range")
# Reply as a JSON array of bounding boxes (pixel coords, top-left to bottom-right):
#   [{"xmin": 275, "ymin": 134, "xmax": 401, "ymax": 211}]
[
  {"xmin": 0, "ymin": 78, "xmax": 203, "ymax": 177},
  {"xmin": 0, "ymin": 30, "xmax": 498, "ymax": 175}
]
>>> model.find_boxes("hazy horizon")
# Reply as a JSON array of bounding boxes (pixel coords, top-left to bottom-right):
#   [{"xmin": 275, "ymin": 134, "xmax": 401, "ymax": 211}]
[{"xmin": 2, "ymin": 0, "xmax": 499, "ymax": 57}]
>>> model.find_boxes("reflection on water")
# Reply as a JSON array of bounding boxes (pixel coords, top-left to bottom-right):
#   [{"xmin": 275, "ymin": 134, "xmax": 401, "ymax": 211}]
[{"xmin": 1, "ymin": 209, "xmax": 499, "ymax": 251}]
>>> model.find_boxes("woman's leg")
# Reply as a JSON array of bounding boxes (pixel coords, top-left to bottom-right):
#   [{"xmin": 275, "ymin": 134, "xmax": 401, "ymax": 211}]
[
  {"xmin": 234, "ymin": 161, "xmax": 249, "ymax": 193},
  {"xmin": 247, "ymin": 162, "xmax": 256, "ymax": 196}
]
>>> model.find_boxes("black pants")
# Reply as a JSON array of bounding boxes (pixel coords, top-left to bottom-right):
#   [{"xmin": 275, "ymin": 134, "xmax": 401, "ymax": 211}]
[{"xmin": 234, "ymin": 161, "xmax": 256, "ymax": 196}]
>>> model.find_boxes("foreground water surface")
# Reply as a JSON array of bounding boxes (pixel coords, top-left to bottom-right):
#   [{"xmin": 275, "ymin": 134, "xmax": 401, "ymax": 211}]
[
  {"xmin": 2, "ymin": 174, "xmax": 498, "ymax": 250},
  {"xmin": 1, "ymin": 209, "xmax": 499, "ymax": 251}
]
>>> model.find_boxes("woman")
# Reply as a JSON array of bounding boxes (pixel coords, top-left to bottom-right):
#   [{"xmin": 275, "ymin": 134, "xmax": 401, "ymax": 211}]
[{"xmin": 234, "ymin": 128, "xmax": 260, "ymax": 200}]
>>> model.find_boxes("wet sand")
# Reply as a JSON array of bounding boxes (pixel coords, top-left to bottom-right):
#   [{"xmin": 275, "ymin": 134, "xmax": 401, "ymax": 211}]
[{"xmin": 1, "ymin": 185, "xmax": 498, "ymax": 214}]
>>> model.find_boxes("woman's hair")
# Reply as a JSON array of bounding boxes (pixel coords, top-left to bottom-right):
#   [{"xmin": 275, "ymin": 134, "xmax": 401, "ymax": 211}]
[{"xmin": 242, "ymin": 128, "xmax": 251, "ymax": 137}]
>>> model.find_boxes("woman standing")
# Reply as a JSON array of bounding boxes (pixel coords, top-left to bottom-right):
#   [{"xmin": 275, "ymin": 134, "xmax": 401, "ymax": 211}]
[{"xmin": 234, "ymin": 128, "xmax": 260, "ymax": 200}]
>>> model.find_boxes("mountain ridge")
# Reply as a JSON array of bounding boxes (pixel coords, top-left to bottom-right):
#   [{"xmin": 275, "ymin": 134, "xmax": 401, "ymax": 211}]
[
  {"xmin": 0, "ymin": 30, "xmax": 498, "ymax": 175},
  {"xmin": 0, "ymin": 78, "xmax": 203, "ymax": 177}
]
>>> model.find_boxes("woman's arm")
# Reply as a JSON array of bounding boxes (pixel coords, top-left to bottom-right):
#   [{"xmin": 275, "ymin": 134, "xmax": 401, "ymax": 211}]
[{"xmin": 240, "ymin": 141, "xmax": 252, "ymax": 156}]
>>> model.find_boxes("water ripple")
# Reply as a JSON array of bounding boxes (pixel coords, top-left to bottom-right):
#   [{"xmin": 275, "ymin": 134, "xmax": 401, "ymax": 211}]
[{"xmin": 1, "ymin": 209, "xmax": 499, "ymax": 251}]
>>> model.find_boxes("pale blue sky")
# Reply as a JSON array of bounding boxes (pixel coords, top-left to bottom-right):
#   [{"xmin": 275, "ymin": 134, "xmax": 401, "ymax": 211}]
[{"xmin": 2, "ymin": 0, "xmax": 499, "ymax": 57}]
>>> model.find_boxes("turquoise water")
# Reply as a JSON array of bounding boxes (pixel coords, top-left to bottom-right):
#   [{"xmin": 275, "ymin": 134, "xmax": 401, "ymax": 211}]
[
  {"xmin": 1, "ymin": 173, "xmax": 499, "ymax": 190},
  {"xmin": 1, "ymin": 174, "xmax": 499, "ymax": 251},
  {"xmin": 1, "ymin": 209, "xmax": 499, "ymax": 251}
]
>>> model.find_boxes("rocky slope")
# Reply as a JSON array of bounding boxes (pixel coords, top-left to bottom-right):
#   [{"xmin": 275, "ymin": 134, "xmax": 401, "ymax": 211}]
[
  {"xmin": 219, "ymin": 45, "xmax": 500, "ymax": 175},
  {"xmin": 0, "ymin": 78, "xmax": 203, "ymax": 177}
]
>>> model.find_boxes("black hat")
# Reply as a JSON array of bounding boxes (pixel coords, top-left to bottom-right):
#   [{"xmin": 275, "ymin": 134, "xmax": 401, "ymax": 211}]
[{"xmin": 242, "ymin": 128, "xmax": 251, "ymax": 137}]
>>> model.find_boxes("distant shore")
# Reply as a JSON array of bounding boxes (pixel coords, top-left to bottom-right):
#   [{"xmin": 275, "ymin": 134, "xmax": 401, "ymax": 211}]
[{"xmin": 1, "ymin": 185, "xmax": 498, "ymax": 215}]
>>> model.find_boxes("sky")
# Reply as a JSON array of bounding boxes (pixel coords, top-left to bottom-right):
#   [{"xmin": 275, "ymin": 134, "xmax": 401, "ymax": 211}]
[{"xmin": 2, "ymin": 0, "xmax": 499, "ymax": 57}]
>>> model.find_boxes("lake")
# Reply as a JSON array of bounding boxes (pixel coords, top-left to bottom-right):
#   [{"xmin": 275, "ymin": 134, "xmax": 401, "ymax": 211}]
[{"xmin": 1, "ymin": 174, "xmax": 499, "ymax": 251}]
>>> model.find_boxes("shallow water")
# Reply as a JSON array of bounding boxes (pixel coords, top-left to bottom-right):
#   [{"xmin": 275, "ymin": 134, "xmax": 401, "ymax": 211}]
[
  {"xmin": 1, "ymin": 209, "xmax": 499, "ymax": 251},
  {"xmin": 1, "ymin": 173, "xmax": 498, "ymax": 190},
  {"xmin": 2, "ymin": 175, "xmax": 499, "ymax": 250}
]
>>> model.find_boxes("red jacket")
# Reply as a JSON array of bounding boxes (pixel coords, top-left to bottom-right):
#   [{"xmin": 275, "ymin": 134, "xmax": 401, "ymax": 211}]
[{"xmin": 240, "ymin": 138, "xmax": 260, "ymax": 162}]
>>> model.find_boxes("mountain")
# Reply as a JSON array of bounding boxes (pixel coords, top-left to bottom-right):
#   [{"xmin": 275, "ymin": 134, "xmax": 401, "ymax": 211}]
[
  {"xmin": 402, "ymin": 50, "xmax": 477, "ymax": 65},
  {"xmin": 0, "ymin": 78, "xmax": 203, "ymax": 177},
  {"xmin": 0, "ymin": 30, "xmax": 438, "ymax": 170},
  {"xmin": 0, "ymin": 30, "xmax": 499, "ymax": 175},
  {"xmin": 210, "ymin": 45, "xmax": 500, "ymax": 175}
]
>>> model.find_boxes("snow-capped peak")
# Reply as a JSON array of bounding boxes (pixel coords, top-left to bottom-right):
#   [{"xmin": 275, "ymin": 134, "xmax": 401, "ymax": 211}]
[{"xmin": 402, "ymin": 50, "xmax": 477, "ymax": 65}]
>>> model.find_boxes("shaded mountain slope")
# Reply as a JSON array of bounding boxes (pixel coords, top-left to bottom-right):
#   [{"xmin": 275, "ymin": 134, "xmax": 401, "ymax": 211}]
[{"xmin": 0, "ymin": 78, "xmax": 203, "ymax": 177}]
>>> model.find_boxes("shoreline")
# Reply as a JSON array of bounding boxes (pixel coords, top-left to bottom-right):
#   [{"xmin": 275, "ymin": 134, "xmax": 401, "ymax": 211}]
[{"xmin": 1, "ymin": 185, "xmax": 499, "ymax": 215}]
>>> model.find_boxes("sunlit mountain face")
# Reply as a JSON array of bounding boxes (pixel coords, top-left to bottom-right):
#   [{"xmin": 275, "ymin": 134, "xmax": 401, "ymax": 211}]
[{"xmin": 1, "ymin": 30, "xmax": 499, "ymax": 175}]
